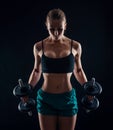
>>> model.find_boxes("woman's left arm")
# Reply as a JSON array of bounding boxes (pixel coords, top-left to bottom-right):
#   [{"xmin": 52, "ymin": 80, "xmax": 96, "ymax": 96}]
[{"xmin": 73, "ymin": 41, "xmax": 88, "ymax": 85}]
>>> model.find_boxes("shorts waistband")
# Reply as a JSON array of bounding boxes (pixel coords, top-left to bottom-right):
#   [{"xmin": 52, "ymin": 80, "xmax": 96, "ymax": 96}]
[{"xmin": 38, "ymin": 88, "xmax": 76, "ymax": 97}]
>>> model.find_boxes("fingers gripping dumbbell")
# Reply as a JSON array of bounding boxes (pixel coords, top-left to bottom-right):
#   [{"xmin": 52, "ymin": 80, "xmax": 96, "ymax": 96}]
[
  {"xmin": 81, "ymin": 77, "xmax": 102, "ymax": 113},
  {"xmin": 13, "ymin": 79, "xmax": 36, "ymax": 116}
]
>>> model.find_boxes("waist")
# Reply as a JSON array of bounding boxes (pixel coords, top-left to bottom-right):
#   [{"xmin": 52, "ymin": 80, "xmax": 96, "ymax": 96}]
[
  {"xmin": 42, "ymin": 73, "xmax": 72, "ymax": 81},
  {"xmin": 41, "ymin": 86, "xmax": 73, "ymax": 94},
  {"xmin": 42, "ymin": 73, "xmax": 72, "ymax": 93}
]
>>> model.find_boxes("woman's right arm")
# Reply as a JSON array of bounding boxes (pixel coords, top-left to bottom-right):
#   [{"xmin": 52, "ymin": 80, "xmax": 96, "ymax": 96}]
[{"xmin": 28, "ymin": 42, "xmax": 42, "ymax": 88}]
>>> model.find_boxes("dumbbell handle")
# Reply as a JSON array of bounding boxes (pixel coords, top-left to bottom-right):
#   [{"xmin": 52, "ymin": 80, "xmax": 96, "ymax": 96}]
[
  {"xmin": 91, "ymin": 77, "xmax": 95, "ymax": 86},
  {"xmin": 28, "ymin": 111, "xmax": 33, "ymax": 116},
  {"xmin": 18, "ymin": 79, "xmax": 24, "ymax": 87}
]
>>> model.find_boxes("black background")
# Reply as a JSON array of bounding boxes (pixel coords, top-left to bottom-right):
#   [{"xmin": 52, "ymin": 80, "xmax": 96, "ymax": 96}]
[{"xmin": 0, "ymin": 0, "xmax": 113, "ymax": 130}]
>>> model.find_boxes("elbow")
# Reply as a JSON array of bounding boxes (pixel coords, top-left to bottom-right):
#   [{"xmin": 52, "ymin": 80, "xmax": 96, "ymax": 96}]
[
  {"xmin": 33, "ymin": 67, "xmax": 42, "ymax": 74},
  {"xmin": 73, "ymin": 68, "xmax": 82, "ymax": 78},
  {"xmin": 30, "ymin": 68, "xmax": 41, "ymax": 79},
  {"xmin": 34, "ymin": 68, "xmax": 40, "ymax": 73},
  {"xmin": 74, "ymin": 68, "xmax": 82, "ymax": 74}
]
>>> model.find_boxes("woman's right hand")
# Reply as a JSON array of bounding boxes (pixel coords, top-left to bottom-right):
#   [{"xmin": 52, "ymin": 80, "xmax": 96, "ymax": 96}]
[{"xmin": 20, "ymin": 96, "xmax": 29, "ymax": 102}]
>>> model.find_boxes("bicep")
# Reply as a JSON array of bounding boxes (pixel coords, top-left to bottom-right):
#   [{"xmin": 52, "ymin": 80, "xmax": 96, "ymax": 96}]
[
  {"xmin": 34, "ymin": 55, "xmax": 41, "ymax": 69},
  {"xmin": 33, "ymin": 45, "xmax": 41, "ymax": 71},
  {"xmin": 74, "ymin": 43, "xmax": 82, "ymax": 71}
]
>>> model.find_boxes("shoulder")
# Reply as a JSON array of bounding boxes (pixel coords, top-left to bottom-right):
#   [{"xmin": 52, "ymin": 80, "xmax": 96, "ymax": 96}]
[
  {"xmin": 33, "ymin": 40, "xmax": 43, "ymax": 52},
  {"xmin": 72, "ymin": 40, "xmax": 82, "ymax": 51},
  {"xmin": 33, "ymin": 37, "xmax": 49, "ymax": 52},
  {"xmin": 32, "ymin": 41, "xmax": 43, "ymax": 58},
  {"xmin": 71, "ymin": 40, "xmax": 82, "ymax": 57}
]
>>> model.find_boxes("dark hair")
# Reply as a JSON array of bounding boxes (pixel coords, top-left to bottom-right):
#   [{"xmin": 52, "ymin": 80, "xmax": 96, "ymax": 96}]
[{"xmin": 46, "ymin": 8, "xmax": 66, "ymax": 23}]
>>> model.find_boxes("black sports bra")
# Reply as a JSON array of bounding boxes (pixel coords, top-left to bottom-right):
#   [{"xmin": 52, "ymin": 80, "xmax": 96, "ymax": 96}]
[{"xmin": 41, "ymin": 40, "xmax": 75, "ymax": 73}]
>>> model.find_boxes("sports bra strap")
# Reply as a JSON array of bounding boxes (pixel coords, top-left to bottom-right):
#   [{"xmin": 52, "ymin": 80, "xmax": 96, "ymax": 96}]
[
  {"xmin": 71, "ymin": 40, "xmax": 73, "ymax": 53},
  {"xmin": 42, "ymin": 40, "xmax": 44, "ymax": 54}
]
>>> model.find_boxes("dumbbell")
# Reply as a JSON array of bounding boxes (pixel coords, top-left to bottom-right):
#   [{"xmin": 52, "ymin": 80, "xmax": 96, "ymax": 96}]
[
  {"xmin": 81, "ymin": 77, "xmax": 102, "ymax": 113},
  {"xmin": 13, "ymin": 79, "xmax": 36, "ymax": 116}
]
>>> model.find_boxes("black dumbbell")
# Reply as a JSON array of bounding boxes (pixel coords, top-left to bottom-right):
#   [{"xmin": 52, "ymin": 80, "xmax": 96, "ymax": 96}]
[
  {"xmin": 81, "ymin": 77, "xmax": 102, "ymax": 113},
  {"xmin": 81, "ymin": 95, "xmax": 99, "ymax": 113},
  {"xmin": 18, "ymin": 98, "xmax": 36, "ymax": 116},
  {"xmin": 83, "ymin": 77, "xmax": 102, "ymax": 96},
  {"xmin": 13, "ymin": 79, "xmax": 36, "ymax": 116},
  {"xmin": 13, "ymin": 79, "xmax": 32, "ymax": 97}
]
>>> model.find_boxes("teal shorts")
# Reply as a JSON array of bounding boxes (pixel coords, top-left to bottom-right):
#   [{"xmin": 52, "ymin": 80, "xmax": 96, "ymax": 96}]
[{"xmin": 36, "ymin": 88, "xmax": 78, "ymax": 116}]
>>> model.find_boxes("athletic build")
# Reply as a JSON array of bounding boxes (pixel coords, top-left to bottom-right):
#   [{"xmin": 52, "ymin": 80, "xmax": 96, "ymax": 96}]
[{"xmin": 28, "ymin": 8, "xmax": 87, "ymax": 130}]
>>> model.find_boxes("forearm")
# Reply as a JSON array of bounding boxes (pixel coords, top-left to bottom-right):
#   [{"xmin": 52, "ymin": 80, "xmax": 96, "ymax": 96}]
[
  {"xmin": 73, "ymin": 68, "xmax": 88, "ymax": 86},
  {"xmin": 28, "ymin": 69, "xmax": 42, "ymax": 88}
]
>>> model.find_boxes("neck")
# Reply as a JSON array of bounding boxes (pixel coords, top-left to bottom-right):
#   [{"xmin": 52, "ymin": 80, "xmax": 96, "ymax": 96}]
[{"xmin": 49, "ymin": 36, "xmax": 65, "ymax": 43}]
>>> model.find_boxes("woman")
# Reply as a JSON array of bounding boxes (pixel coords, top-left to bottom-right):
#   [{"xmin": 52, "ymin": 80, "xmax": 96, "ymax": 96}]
[{"xmin": 28, "ymin": 8, "xmax": 87, "ymax": 130}]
